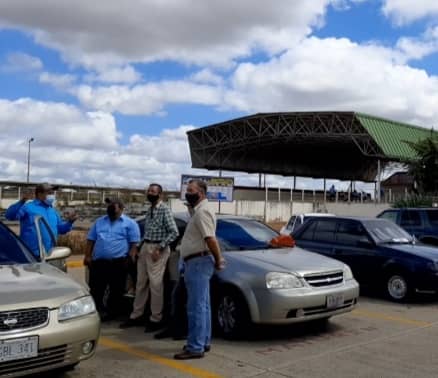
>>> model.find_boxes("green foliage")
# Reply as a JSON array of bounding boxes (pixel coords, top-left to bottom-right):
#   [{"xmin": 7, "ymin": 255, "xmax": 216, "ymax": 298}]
[
  {"xmin": 405, "ymin": 136, "xmax": 438, "ymax": 194},
  {"xmin": 393, "ymin": 195, "xmax": 436, "ymax": 208}
]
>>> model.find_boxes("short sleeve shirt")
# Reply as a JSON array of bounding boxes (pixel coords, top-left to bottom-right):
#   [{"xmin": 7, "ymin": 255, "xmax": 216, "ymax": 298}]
[{"xmin": 180, "ymin": 199, "xmax": 216, "ymax": 259}]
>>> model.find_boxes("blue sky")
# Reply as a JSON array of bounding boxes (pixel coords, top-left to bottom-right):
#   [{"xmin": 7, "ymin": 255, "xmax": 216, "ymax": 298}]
[{"xmin": 0, "ymin": 0, "xmax": 438, "ymax": 190}]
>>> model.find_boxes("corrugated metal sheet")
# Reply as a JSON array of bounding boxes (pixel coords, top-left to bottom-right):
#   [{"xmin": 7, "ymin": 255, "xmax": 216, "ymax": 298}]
[{"xmin": 356, "ymin": 113, "xmax": 436, "ymax": 161}]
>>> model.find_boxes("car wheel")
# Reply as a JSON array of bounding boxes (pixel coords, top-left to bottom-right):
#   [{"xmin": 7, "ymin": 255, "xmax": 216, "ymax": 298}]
[
  {"xmin": 386, "ymin": 273, "xmax": 410, "ymax": 302},
  {"xmin": 216, "ymin": 289, "xmax": 250, "ymax": 339}
]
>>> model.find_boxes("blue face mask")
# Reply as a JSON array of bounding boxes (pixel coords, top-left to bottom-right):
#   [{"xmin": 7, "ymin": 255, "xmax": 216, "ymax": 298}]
[{"xmin": 44, "ymin": 194, "xmax": 56, "ymax": 207}]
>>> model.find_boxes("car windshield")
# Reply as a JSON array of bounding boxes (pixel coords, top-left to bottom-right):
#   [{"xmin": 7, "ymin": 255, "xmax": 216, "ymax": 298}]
[
  {"xmin": 364, "ymin": 220, "xmax": 414, "ymax": 244},
  {"xmin": 216, "ymin": 218, "xmax": 279, "ymax": 251},
  {"xmin": 0, "ymin": 223, "xmax": 35, "ymax": 265}
]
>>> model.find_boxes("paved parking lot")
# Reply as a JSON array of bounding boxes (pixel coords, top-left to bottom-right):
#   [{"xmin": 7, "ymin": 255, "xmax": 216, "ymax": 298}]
[{"xmin": 51, "ymin": 265, "xmax": 438, "ymax": 378}]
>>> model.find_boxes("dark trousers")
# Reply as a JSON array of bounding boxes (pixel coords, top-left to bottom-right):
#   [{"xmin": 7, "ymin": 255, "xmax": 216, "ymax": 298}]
[
  {"xmin": 89, "ymin": 257, "xmax": 128, "ymax": 316},
  {"xmin": 169, "ymin": 276, "xmax": 188, "ymax": 337}
]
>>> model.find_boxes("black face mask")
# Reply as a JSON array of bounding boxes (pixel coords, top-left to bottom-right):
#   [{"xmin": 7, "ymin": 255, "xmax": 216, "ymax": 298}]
[
  {"xmin": 147, "ymin": 194, "xmax": 159, "ymax": 204},
  {"xmin": 185, "ymin": 192, "xmax": 200, "ymax": 207},
  {"xmin": 107, "ymin": 205, "xmax": 117, "ymax": 219}
]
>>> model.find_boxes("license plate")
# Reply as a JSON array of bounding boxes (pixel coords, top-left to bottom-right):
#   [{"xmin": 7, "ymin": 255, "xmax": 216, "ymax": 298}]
[
  {"xmin": 326, "ymin": 294, "xmax": 344, "ymax": 309},
  {"xmin": 0, "ymin": 336, "xmax": 38, "ymax": 362}
]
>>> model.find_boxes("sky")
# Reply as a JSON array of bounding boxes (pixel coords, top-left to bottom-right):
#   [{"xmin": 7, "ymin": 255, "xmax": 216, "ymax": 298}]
[{"xmin": 1, "ymin": 0, "xmax": 438, "ymax": 192}]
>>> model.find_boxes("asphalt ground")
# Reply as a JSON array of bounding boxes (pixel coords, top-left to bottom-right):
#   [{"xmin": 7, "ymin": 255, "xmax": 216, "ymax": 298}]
[{"xmin": 38, "ymin": 262, "xmax": 438, "ymax": 378}]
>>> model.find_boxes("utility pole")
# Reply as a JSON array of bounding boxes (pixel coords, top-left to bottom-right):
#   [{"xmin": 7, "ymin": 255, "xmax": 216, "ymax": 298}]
[{"xmin": 26, "ymin": 137, "xmax": 35, "ymax": 183}]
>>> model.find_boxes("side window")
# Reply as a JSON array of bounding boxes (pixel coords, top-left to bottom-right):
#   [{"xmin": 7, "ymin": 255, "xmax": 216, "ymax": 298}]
[
  {"xmin": 313, "ymin": 220, "xmax": 337, "ymax": 242},
  {"xmin": 336, "ymin": 220, "xmax": 368, "ymax": 246},
  {"xmin": 299, "ymin": 221, "xmax": 317, "ymax": 241},
  {"xmin": 378, "ymin": 211, "xmax": 398, "ymax": 224},
  {"xmin": 287, "ymin": 216, "xmax": 296, "ymax": 230},
  {"xmin": 35, "ymin": 216, "xmax": 57, "ymax": 257},
  {"xmin": 400, "ymin": 211, "xmax": 422, "ymax": 227},
  {"xmin": 425, "ymin": 210, "xmax": 438, "ymax": 227}
]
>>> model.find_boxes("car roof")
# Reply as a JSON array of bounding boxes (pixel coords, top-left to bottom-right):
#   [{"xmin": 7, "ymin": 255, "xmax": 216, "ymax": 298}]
[
  {"xmin": 173, "ymin": 212, "xmax": 259, "ymax": 222},
  {"xmin": 381, "ymin": 208, "xmax": 438, "ymax": 211},
  {"xmin": 302, "ymin": 213, "xmax": 335, "ymax": 217},
  {"xmin": 305, "ymin": 215, "xmax": 385, "ymax": 222}
]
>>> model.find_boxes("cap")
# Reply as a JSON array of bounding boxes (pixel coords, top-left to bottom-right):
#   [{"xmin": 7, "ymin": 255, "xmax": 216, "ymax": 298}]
[{"xmin": 35, "ymin": 183, "xmax": 59, "ymax": 194}]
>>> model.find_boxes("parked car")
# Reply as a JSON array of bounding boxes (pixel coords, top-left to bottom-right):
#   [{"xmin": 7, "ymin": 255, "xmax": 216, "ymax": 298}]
[
  {"xmin": 293, "ymin": 216, "xmax": 438, "ymax": 302},
  {"xmin": 280, "ymin": 213, "xmax": 335, "ymax": 235},
  {"xmin": 0, "ymin": 219, "xmax": 100, "ymax": 377},
  {"xmin": 138, "ymin": 213, "xmax": 359, "ymax": 338},
  {"xmin": 377, "ymin": 208, "xmax": 438, "ymax": 246}
]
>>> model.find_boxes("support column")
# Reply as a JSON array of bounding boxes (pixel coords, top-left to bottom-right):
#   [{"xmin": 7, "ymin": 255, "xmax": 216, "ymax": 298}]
[{"xmin": 377, "ymin": 159, "xmax": 382, "ymax": 203}]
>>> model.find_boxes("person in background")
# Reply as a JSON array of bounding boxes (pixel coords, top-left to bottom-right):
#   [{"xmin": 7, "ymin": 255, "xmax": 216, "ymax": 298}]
[
  {"xmin": 84, "ymin": 199, "xmax": 140, "ymax": 321},
  {"xmin": 120, "ymin": 183, "xmax": 179, "ymax": 332},
  {"xmin": 174, "ymin": 179, "xmax": 226, "ymax": 360},
  {"xmin": 5, "ymin": 183, "xmax": 77, "ymax": 258}
]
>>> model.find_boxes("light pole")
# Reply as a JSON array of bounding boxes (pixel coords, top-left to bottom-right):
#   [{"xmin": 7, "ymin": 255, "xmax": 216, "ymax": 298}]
[{"xmin": 26, "ymin": 137, "xmax": 34, "ymax": 183}]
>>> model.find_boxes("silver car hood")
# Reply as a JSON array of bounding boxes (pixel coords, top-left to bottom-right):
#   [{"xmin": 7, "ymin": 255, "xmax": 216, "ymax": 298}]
[
  {"xmin": 226, "ymin": 247, "xmax": 344, "ymax": 276},
  {"xmin": 0, "ymin": 263, "xmax": 88, "ymax": 311}
]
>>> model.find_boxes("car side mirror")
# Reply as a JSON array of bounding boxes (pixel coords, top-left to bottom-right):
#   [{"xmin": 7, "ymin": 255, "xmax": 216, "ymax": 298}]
[
  {"xmin": 45, "ymin": 246, "xmax": 72, "ymax": 261},
  {"xmin": 357, "ymin": 238, "xmax": 373, "ymax": 248}
]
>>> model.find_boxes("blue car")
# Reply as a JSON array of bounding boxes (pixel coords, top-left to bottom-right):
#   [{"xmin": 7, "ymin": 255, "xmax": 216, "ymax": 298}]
[{"xmin": 293, "ymin": 216, "xmax": 438, "ymax": 301}]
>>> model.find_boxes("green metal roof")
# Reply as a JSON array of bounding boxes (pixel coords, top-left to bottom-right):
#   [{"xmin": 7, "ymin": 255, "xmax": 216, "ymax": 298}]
[{"xmin": 356, "ymin": 113, "xmax": 437, "ymax": 161}]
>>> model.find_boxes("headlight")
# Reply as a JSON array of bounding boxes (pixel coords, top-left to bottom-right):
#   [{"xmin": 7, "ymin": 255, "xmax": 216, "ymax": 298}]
[
  {"xmin": 343, "ymin": 265, "xmax": 354, "ymax": 280},
  {"xmin": 58, "ymin": 296, "xmax": 96, "ymax": 321},
  {"xmin": 266, "ymin": 272, "xmax": 303, "ymax": 289}
]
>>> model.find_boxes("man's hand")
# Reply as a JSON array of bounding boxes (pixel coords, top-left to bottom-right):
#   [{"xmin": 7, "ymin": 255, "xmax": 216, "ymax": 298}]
[
  {"xmin": 66, "ymin": 211, "xmax": 79, "ymax": 223},
  {"xmin": 215, "ymin": 257, "xmax": 226, "ymax": 271},
  {"xmin": 83, "ymin": 255, "xmax": 92, "ymax": 267},
  {"xmin": 129, "ymin": 248, "xmax": 138, "ymax": 260},
  {"xmin": 151, "ymin": 248, "xmax": 161, "ymax": 263}
]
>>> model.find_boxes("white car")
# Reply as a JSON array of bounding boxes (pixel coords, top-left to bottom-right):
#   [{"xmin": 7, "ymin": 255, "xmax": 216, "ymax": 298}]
[{"xmin": 280, "ymin": 213, "xmax": 335, "ymax": 235}]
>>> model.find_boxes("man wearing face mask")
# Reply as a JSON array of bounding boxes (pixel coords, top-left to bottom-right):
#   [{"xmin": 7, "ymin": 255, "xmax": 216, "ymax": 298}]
[
  {"xmin": 5, "ymin": 183, "xmax": 77, "ymax": 258},
  {"xmin": 174, "ymin": 179, "xmax": 226, "ymax": 360},
  {"xmin": 120, "ymin": 183, "xmax": 178, "ymax": 332},
  {"xmin": 84, "ymin": 199, "xmax": 140, "ymax": 321}
]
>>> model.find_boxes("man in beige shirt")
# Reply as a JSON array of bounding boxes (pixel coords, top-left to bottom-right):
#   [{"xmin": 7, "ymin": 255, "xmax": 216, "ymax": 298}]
[{"xmin": 174, "ymin": 179, "xmax": 225, "ymax": 360}]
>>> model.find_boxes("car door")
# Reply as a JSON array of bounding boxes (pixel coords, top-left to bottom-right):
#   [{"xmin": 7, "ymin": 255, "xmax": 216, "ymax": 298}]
[
  {"xmin": 294, "ymin": 218, "xmax": 338, "ymax": 259},
  {"xmin": 399, "ymin": 210, "xmax": 423, "ymax": 239},
  {"xmin": 331, "ymin": 219, "xmax": 378, "ymax": 284}
]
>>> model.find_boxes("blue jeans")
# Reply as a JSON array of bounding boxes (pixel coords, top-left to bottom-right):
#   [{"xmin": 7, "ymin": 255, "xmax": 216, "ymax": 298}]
[{"xmin": 184, "ymin": 255, "xmax": 214, "ymax": 353}]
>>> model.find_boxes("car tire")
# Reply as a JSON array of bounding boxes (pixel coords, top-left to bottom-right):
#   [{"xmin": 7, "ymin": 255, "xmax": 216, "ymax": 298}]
[
  {"xmin": 215, "ymin": 288, "xmax": 250, "ymax": 339},
  {"xmin": 385, "ymin": 272, "xmax": 411, "ymax": 302}
]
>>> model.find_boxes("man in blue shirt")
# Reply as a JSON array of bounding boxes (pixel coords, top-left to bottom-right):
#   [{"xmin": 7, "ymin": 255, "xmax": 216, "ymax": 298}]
[
  {"xmin": 5, "ymin": 183, "xmax": 77, "ymax": 258},
  {"xmin": 84, "ymin": 199, "xmax": 140, "ymax": 321}
]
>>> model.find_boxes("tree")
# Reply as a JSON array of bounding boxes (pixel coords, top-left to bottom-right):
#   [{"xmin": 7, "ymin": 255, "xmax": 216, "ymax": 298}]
[{"xmin": 405, "ymin": 136, "xmax": 438, "ymax": 194}]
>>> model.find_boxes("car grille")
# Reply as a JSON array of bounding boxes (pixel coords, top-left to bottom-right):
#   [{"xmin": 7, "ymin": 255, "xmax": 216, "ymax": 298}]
[
  {"xmin": 0, "ymin": 344, "xmax": 70, "ymax": 376},
  {"xmin": 0, "ymin": 308, "xmax": 49, "ymax": 332},
  {"xmin": 304, "ymin": 271, "xmax": 344, "ymax": 287}
]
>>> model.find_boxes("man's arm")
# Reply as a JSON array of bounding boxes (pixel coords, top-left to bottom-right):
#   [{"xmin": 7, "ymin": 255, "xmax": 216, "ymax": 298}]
[
  {"xmin": 205, "ymin": 236, "xmax": 225, "ymax": 270},
  {"xmin": 83, "ymin": 240, "xmax": 95, "ymax": 267},
  {"xmin": 5, "ymin": 200, "xmax": 27, "ymax": 221},
  {"xmin": 127, "ymin": 220, "xmax": 141, "ymax": 258},
  {"xmin": 160, "ymin": 207, "xmax": 179, "ymax": 250}
]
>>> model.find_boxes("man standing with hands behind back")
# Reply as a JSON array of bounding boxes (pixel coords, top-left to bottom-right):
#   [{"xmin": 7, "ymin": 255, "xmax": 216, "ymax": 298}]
[
  {"xmin": 120, "ymin": 183, "xmax": 179, "ymax": 332},
  {"xmin": 174, "ymin": 179, "xmax": 226, "ymax": 360}
]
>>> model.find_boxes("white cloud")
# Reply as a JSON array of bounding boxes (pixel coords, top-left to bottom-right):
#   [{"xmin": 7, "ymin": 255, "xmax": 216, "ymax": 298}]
[
  {"xmin": 84, "ymin": 65, "xmax": 141, "ymax": 84},
  {"xmin": 2, "ymin": 52, "xmax": 43, "ymax": 72},
  {"xmin": 225, "ymin": 37, "xmax": 438, "ymax": 126},
  {"xmin": 190, "ymin": 69, "xmax": 224, "ymax": 85},
  {"xmin": 396, "ymin": 26, "xmax": 438, "ymax": 61},
  {"xmin": 383, "ymin": 0, "xmax": 438, "ymax": 25},
  {"xmin": 75, "ymin": 81, "xmax": 223, "ymax": 115},
  {"xmin": 39, "ymin": 71, "xmax": 76, "ymax": 89},
  {"xmin": 0, "ymin": 0, "xmax": 332, "ymax": 68}
]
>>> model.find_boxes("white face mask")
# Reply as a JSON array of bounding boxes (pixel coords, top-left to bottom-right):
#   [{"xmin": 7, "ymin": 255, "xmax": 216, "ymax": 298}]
[{"xmin": 44, "ymin": 194, "xmax": 56, "ymax": 207}]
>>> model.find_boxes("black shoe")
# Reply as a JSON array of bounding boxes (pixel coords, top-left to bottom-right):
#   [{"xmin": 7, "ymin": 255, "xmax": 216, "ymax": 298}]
[
  {"xmin": 183, "ymin": 345, "xmax": 210, "ymax": 353},
  {"xmin": 144, "ymin": 321, "xmax": 165, "ymax": 333},
  {"xmin": 119, "ymin": 318, "xmax": 144, "ymax": 329},
  {"xmin": 174, "ymin": 351, "xmax": 204, "ymax": 360},
  {"xmin": 154, "ymin": 328, "xmax": 172, "ymax": 339}
]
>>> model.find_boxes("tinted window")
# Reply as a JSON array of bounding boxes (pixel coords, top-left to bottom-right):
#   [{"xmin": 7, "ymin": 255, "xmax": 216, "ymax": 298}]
[
  {"xmin": 400, "ymin": 211, "xmax": 422, "ymax": 227},
  {"xmin": 216, "ymin": 219, "xmax": 278, "ymax": 251},
  {"xmin": 0, "ymin": 223, "xmax": 35, "ymax": 265},
  {"xmin": 378, "ymin": 211, "xmax": 398, "ymax": 223},
  {"xmin": 364, "ymin": 219, "xmax": 413, "ymax": 244},
  {"xmin": 336, "ymin": 220, "xmax": 368, "ymax": 246},
  {"xmin": 426, "ymin": 210, "xmax": 438, "ymax": 227},
  {"xmin": 313, "ymin": 220, "xmax": 337, "ymax": 242},
  {"xmin": 298, "ymin": 221, "xmax": 317, "ymax": 240}
]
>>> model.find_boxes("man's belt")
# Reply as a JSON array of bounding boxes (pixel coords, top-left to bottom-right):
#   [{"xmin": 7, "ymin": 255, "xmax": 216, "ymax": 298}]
[{"xmin": 184, "ymin": 251, "xmax": 210, "ymax": 262}]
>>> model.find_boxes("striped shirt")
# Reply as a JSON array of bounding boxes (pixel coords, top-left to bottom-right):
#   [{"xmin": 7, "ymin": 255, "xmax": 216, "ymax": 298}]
[{"xmin": 143, "ymin": 202, "xmax": 178, "ymax": 249}]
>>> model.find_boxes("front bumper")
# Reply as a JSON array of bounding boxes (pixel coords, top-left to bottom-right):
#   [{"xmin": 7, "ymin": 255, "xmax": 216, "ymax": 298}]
[
  {"xmin": 251, "ymin": 279, "xmax": 359, "ymax": 324},
  {"xmin": 0, "ymin": 310, "xmax": 100, "ymax": 377}
]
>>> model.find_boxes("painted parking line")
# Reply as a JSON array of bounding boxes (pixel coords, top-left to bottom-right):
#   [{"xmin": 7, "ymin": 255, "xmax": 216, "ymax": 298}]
[
  {"xmin": 351, "ymin": 309, "xmax": 432, "ymax": 327},
  {"xmin": 67, "ymin": 260, "xmax": 84, "ymax": 268},
  {"xmin": 99, "ymin": 336, "xmax": 223, "ymax": 378}
]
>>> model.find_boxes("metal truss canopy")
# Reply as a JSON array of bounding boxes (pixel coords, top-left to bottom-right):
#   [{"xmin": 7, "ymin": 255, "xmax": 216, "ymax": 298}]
[{"xmin": 187, "ymin": 112, "xmax": 431, "ymax": 182}]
